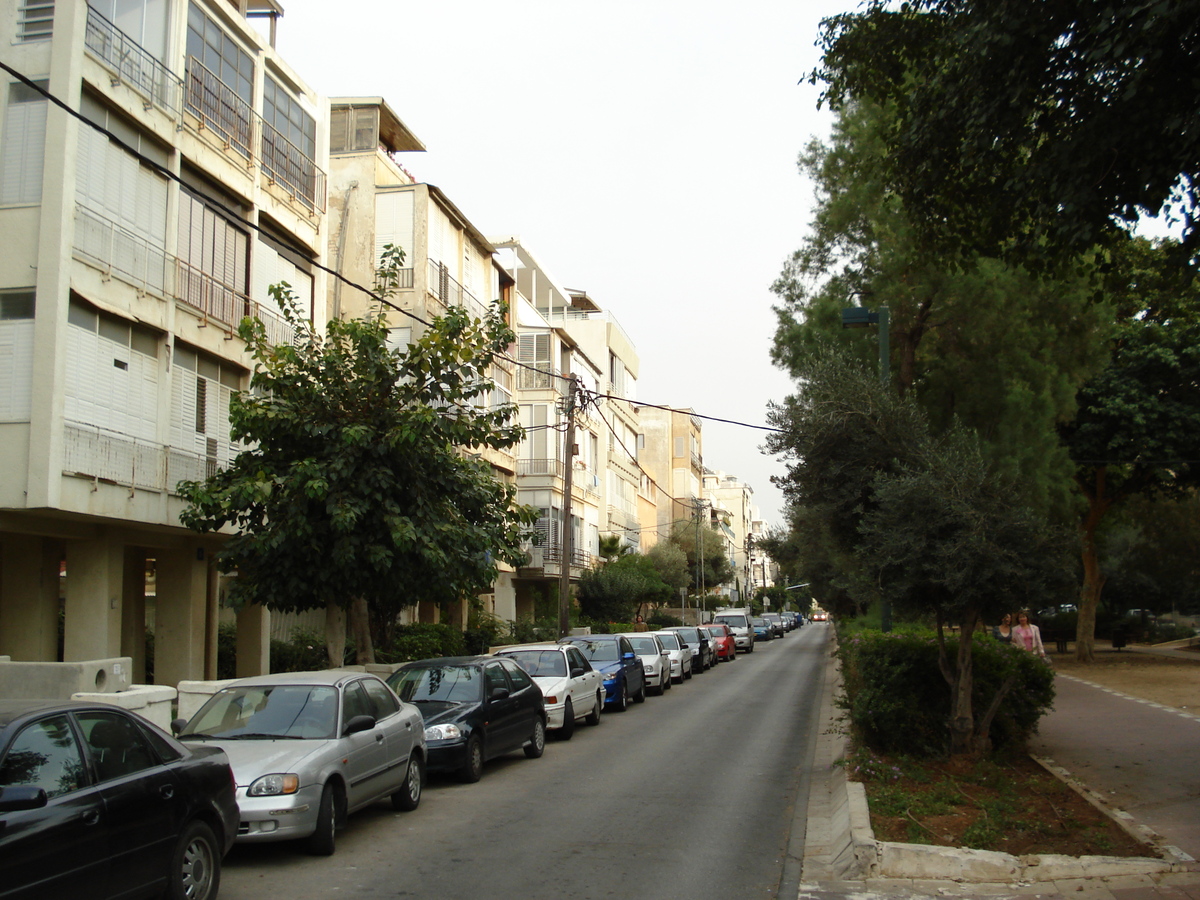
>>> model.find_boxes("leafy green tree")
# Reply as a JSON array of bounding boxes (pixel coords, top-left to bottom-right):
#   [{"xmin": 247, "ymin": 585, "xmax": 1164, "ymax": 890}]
[
  {"xmin": 576, "ymin": 554, "xmax": 667, "ymax": 623},
  {"xmin": 178, "ymin": 247, "xmax": 536, "ymax": 664},
  {"xmin": 597, "ymin": 534, "xmax": 633, "ymax": 563},
  {"xmin": 667, "ymin": 519, "xmax": 735, "ymax": 592},
  {"xmin": 815, "ymin": 1, "xmax": 1200, "ymax": 268},
  {"xmin": 644, "ymin": 542, "xmax": 689, "ymax": 598}
]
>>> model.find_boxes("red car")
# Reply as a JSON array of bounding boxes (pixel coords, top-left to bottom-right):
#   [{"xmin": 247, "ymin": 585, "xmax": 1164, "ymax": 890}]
[{"xmin": 703, "ymin": 624, "xmax": 737, "ymax": 661}]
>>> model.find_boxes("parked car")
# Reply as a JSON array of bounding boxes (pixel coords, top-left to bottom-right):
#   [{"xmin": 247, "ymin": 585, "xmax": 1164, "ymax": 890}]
[
  {"xmin": 0, "ymin": 699, "xmax": 238, "ymax": 900},
  {"xmin": 704, "ymin": 624, "xmax": 737, "ymax": 661},
  {"xmin": 781, "ymin": 612, "xmax": 799, "ymax": 630},
  {"xmin": 176, "ymin": 670, "xmax": 425, "ymax": 856},
  {"xmin": 388, "ymin": 656, "xmax": 545, "ymax": 784},
  {"xmin": 558, "ymin": 635, "xmax": 647, "ymax": 711},
  {"xmin": 762, "ymin": 612, "xmax": 786, "ymax": 638},
  {"xmin": 712, "ymin": 609, "xmax": 755, "ymax": 653},
  {"xmin": 622, "ymin": 633, "xmax": 672, "ymax": 695},
  {"xmin": 651, "ymin": 630, "xmax": 694, "ymax": 683},
  {"xmin": 666, "ymin": 626, "xmax": 715, "ymax": 671},
  {"xmin": 495, "ymin": 643, "xmax": 604, "ymax": 739},
  {"xmin": 751, "ymin": 616, "xmax": 773, "ymax": 641}
]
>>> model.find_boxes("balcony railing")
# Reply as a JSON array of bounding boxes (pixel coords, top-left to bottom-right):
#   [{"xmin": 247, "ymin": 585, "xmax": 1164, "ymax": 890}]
[
  {"xmin": 63, "ymin": 421, "xmax": 221, "ymax": 493},
  {"xmin": 518, "ymin": 458, "xmax": 564, "ymax": 478},
  {"xmin": 84, "ymin": 7, "xmax": 183, "ymax": 119},
  {"xmin": 517, "ymin": 366, "xmax": 561, "ymax": 391},
  {"xmin": 428, "ymin": 259, "xmax": 488, "ymax": 321},
  {"xmin": 184, "ymin": 58, "xmax": 326, "ymax": 214},
  {"xmin": 73, "ymin": 205, "xmax": 297, "ymax": 345},
  {"xmin": 523, "ymin": 543, "xmax": 592, "ymax": 570}
]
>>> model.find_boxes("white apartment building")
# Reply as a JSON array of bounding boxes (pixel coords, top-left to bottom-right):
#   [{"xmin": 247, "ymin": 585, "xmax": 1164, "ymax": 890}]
[
  {"xmin": 0, "ymin": 0, "xmax": 327, "ymax": 682},
  {"xmin": 703, "ymin": 469, "xmax": 756, "ymax": 604}
]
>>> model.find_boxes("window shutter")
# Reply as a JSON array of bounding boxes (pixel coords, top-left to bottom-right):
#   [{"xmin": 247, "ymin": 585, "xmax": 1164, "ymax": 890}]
[{"xmin": 0, "ymin": 89, "xmax": 48, "ymax": 205}]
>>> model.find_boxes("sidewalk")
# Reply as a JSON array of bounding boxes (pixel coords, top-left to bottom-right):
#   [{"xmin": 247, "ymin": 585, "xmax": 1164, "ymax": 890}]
[{"xmin": 799, "ymin": 633, "xmax": 1200, "ymax": 900}]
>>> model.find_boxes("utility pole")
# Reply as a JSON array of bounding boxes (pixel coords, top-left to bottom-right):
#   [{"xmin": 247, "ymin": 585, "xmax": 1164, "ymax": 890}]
[{"xmin": 558, "ymin": 376, "xmax": 578, "ymax": 638}]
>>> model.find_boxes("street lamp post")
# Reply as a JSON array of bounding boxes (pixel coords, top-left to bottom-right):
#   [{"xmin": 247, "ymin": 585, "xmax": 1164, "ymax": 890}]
[{"xmin": 841, "ymin": 305, "xmax": 893, "ymax": 632}]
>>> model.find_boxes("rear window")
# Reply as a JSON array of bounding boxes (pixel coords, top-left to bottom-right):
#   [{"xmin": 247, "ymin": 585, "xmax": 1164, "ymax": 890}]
[{"xmin": 715, "ymin": 614, "xmax": 749, "ymax": 629}]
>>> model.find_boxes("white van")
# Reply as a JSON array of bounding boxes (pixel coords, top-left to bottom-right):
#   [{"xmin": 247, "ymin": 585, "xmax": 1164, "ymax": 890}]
[{"xmin": 712, "ymin": 608, "xmax": 755, "ymax": 653}]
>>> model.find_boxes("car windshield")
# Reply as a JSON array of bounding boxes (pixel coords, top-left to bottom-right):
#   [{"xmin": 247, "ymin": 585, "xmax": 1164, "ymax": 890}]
[
  {"xmin": 573, "ymin": 640, "xmax": 619, "ymax": 662},
  {"xmin": 390, "ymin": 666, "xmax": 483, "ymax": 704},
  {"xmin": 675, "ymin": 628, "xmax": 701, "ymax": 642},
  {"xmin": 627, "ymin": 637, "xmax": 659, "ymax": 654},
  {"xmin": 752, "ymin": 618, "xmax": 767, "ymax": 626},
  {"xmin": 503, "ymin": 650, "xmax": 567, "ymax": 678},
  {"xmin": 656, "ymin": 633, "xmax": 681, "ymax": 650},
  {"xmin": 184, "ymin": 685, "xmax": 338, "ymax": 740}
]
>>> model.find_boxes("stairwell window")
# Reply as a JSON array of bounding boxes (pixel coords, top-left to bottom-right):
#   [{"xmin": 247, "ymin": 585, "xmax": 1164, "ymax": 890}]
[{"xmin": 18, "ymin": 0, "xmax": 55, "ymax": 41}]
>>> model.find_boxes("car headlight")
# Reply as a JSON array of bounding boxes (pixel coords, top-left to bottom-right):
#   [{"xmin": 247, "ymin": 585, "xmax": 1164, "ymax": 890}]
[
  {"xmin": 602, "ymin": 672, "xmax": 618, "ymax": 683},
  {"xmin": 247, "ymin": 773, "xmax": 299, "ymax": 796},
  {"xmin": 425, "ymin": 723, "xmax": 463, "ymax": 741}
]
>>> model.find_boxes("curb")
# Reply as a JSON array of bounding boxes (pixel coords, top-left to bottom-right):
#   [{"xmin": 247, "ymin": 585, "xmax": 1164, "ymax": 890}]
[{"xmin": 803, "ymin": 635, "xmax": 1199, "ymax": 886}]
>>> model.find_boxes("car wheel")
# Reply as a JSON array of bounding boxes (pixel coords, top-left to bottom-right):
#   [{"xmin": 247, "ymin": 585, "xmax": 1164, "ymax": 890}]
[
  {"xmin": 459, "ymin": 735, "xmax": 484, "ymax": 783},
  {"xmin": 524, "ymin": 718, "xmax": 546, "ymax": 758},
  {"xmin": 633, "ymin": 678, "xmax": 647, "ymax": 703},
  {"xmin": 664, "ymin": 672, "xmax": 672, "ymax": 690},
  {"xmin": 391, "ymin": 754, "xmax": 423, "ymax": 811},
  {"xmin": 167, "ymin": 819, "xmax": 220, "ymax": 900},
  {"xmin": 305, "ymin": 782, "xmax": 339, "ymax": 856},
  {"xmin": 612, "ymin": 680, "xmax": 629, "ymax": 712},
  {"xmin": 585, "ymin": 691, "xmax": 603, "ymax": 725},
  {"xmin": 557, "ymin": 699, "xmax": 575, "ymax": 741},
  {"xmin": 683, "ymin": 662, "xmax": 692, "ymax": 680}
]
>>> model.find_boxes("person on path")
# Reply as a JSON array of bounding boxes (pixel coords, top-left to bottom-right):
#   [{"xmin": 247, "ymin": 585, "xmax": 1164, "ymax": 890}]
[
  {"xmin": 993, "ymin": 613, "xmax": 1014, "ymax": 643},
  {"xmin": 1013, "ymin": 611, "xmax": 1046, "ymax": 658}
]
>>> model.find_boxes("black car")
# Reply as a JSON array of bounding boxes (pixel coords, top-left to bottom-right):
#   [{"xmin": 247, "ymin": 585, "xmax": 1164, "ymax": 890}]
[
  {"xmin": 387, "ymin": 656, "xmax": 546, "ymax": 783},
  {"xmin": 557, "ymin": 635, "xmax": 647, "ymax": 711},
  {"xmin": 0, "ymin": 700, "xmax": 238, "ymax": 900},
  {"xmin": 666, "ymin": 626, "xmax": 715, "ymax": 672}
]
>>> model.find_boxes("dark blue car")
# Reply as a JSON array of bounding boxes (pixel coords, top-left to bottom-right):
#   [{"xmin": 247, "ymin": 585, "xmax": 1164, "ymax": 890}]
[{"xmin": 558, "ymin": 635, "xmax": 646, "ymax": 712}]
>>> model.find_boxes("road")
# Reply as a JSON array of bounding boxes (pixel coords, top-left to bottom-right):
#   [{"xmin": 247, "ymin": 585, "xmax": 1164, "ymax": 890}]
[{"xmin": 217, "ymin": 625, "xmax": 829, "ymax": 900}]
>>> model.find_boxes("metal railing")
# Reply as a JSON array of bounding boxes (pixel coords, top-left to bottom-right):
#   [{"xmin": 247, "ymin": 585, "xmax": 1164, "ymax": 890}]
[
  {"xmin": 539, "ymin": 306, "xmax": 637, "ymax": 358},
  {"xmin": 84, "ymin": 7, "xmax": 183, "ymax": 119},
  {"xmin": 184, "ymin": 58, "xmax": 326, "ymax": 214},
  {"xmin": 518, "ymin": 458, "xmax": 564, "ymax": 478},
  {"xmin": 428, "ymin": 259, "xmax": 488, "ymax": 321},
  {"xmin": 517, "ymin": 365, "xmax": 561, "ymax": 391},
  {"xmin": 540, "ymin": 544, "xmax": 592, "ymax": 568},
  {"xmin": 63, "ymin": 421, "xmax": 223, "ymax": 494}
]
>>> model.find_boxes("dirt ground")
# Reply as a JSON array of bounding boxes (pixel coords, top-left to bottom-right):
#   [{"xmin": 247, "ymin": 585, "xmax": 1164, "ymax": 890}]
[{"xmin": 1046, "ymin": 642, "xmax": 1200, "ymax": 711}]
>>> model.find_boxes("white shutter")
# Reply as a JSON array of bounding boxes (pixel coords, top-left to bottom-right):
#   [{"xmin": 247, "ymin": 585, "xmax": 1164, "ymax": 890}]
[
  {"xmin": 374, "ymin": 191, "xmax": 414, "ymax": 262},
  {"xmin": 252, "ymin": 242, "xmax": 280, "ymax": 308},
  {"xmin": 0, "ymin": 320, "xmax": 35, "ymax": 421},
  {"xmin": 0, "ymin": 94, "xmax": 47, "ymax": 205}
]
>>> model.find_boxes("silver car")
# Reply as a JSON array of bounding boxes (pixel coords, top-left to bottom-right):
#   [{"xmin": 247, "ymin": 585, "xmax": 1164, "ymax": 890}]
[{"xmin": 174, "ymin": 670, "xmax": 425, "ymax": 856}]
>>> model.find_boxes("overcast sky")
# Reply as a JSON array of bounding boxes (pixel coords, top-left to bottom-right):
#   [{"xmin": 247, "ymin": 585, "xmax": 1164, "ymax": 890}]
[{"xmin": 266, "ymin": 1, "xmax": 849, "ymax": 525}]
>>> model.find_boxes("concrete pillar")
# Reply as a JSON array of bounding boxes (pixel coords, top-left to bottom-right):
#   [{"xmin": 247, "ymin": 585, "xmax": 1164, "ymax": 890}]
[
  {"xmin": 236, "ymin": 603, "xmax": 270, "ymax": 677},
  {"xmin": 64, "ymin": 539, "xmax": 124, "ymax": 661},
  {"xmin": 417, "ymin": 601, "xmax": 439, "ymax": 624},
  {"xmin": 155, "ymin": 547, "xmax": 208, "ymax": 686},
  {"xmin": 0, "ymin": 537, "xmax": 61, "ymax": 661},
  {"xmin": 120, "ymin": 548, "xmax": 148, "ymax": 682}
]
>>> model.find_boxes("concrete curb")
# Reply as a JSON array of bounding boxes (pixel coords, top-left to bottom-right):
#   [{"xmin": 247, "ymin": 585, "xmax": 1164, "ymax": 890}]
[{"xmin": 802, "ymin": 633, "xmax": 1199, "ymax": 887}]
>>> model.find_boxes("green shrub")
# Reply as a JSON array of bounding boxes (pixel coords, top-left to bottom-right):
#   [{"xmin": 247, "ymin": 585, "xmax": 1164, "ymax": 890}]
[
  {"xmin": 217, "ymin": 622, "xmax": 237, "ymax": 680},
  {"xmin": 838, "ymin": 630, "xmax": 1055, "ymax": 756},
  {"xmin": 647, "ymin": 610, "xmax": 682, "ymax": 628},
  {"xmin": 270, "ymin": 628, "xmax": 336, "ymax": 673},
  {"xmin": 377, "ymin": 623, "xmax": 466, "ymax": 663}
]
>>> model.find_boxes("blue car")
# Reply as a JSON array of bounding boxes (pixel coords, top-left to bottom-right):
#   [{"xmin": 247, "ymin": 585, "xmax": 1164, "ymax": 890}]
[
  {"xmin": 558, "ymin": 635, "xmax": 646, "ymax": 712},
  {"xmin": 751, "ymin": 617, "xmax": 773, "ymax": 641}
]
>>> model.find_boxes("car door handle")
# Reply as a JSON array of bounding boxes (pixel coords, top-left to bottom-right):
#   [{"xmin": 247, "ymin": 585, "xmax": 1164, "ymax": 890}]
[
  {"xmin": 82, "ymin": 809, "xmax": 101, "ymax": 826},
  {"xmin": 375, "ymin": 733, "xmax": 384, "ymax": 743},
  {"xmin": 159, "ymin": 784, "xmax": 175, "ymax": 800}
]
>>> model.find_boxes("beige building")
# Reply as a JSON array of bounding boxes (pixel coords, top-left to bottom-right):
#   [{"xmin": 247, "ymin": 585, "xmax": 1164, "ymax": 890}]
[
  {"xmin": 637, "ymin": 406, "xmax": 704, "ymax": 543},
  {"xmin": 703, "ymin": 470, "xmax": 757, "ymax": 604},
  {"xmin": 0, "ymin": 0, "xmax": 327, "ymax": 681}
]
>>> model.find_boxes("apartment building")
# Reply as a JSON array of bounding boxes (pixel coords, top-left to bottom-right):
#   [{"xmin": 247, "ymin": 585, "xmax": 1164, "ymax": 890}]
[
  {"xmin": 703, "ymin": 469, "xmax": 756, "ymax": 604},
  {"xmin": 0, "ymin": 0, "xmax": 327, "ymax": 682},
  {"xmin": 638, "ymin": 405, "xmax": 704, "ymax": 542},
  {"xmin": 324, "ymin": 96, "xmax": 520, "ymax": 627}
]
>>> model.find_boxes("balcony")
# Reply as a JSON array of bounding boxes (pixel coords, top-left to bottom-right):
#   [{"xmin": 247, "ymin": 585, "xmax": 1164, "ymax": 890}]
[
  {"xmin": 184, "ymin": 59, "xmax": 326, "ymax": 214},
  {"xmin": 427, "ymin": 260, "xmax": 488, "ymax": 321},
  {"xmin": 521, "ymin": 544, "xmax": 592, "ymax": 572},
  {"xmin": 63, "ymin": 421, "xmax": 219, "ymax": 494},
  {"xmin": 517, "ymin": 366, "xmax": 561, "ymax": 392},
  {"xmin": 518, "ymin": 458, "xmax": 564, "ymax": 478},
  {"xmin": 73, "ymin": 205, "xmax": 296, "ymax": 345},
  {"xmin": 84, "ymin": 7, "xmax": 183, "ymax": 120}
]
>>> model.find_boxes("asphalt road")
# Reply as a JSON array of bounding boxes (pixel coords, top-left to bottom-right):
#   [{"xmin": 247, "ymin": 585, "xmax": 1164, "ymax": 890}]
[{"xmin": 217, "ymin": 625, "xmax": 829, "ymax": 900}]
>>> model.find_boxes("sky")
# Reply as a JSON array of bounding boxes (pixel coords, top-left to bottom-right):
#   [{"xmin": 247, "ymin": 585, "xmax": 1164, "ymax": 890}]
[{"xmin": 263, "ymin": 0, "xmax": 851, "ymax": 526}]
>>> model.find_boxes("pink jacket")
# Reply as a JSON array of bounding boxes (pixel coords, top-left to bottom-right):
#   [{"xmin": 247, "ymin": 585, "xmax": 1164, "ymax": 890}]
[{"xmin": 1013, "ymin": 623, "xmax": 1045, "ymax": 657}]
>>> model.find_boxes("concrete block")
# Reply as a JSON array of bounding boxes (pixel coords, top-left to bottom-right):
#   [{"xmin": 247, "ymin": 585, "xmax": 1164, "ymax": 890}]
[
  {"xmin": 176, "ymin": 678, "xmax": 240, "ymax": 723},
  {"xmin": 71, "ymin": 684, "xmax": 176, "ymax": 732},
  {"xmin": 960, "ymin": 849, "xmax": 1021, "ymax": 882},
  {"xmin": 0, "ymin": 657, "xmax": 133, "ymax": 698},
  {"xmin": 1079, "ymin": 856, "xmax": 1172, "ymax": 878},
  {"xmin": 1022, "ymin": 854, "xmax": 1086, "ymax": 880},
  {"xmin": 879, "ymin": 842, "xmax": 961, "ymax": 880}
]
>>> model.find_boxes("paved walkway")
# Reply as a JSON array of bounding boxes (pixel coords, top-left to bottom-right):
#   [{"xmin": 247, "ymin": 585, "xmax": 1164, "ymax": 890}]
[{"xmin": 799, "ymin": 632, "xmax": 1200, "ymax": 900}]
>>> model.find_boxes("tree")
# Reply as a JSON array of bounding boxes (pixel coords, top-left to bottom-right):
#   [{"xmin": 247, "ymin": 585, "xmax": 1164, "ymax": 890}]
[
  {"xmin": 667, "ymin": 519, "xmax": 735, "ymax": 593},
  {"xmin": 815, "ymin": 2, "xmax": 1200, "ymax": 268},
  {"xmin": 576, "ymin": 553, "xmax": 671, "ymax": 623},
  {"xmin": 597, "ymin": 534, "xmax": 633, "ymax": 563},
  {"xmin": 644, "ymin": 542, "xmax": 689, "ymax": 598},
  {"xmin": 1060, "ymin": 248, "xmax": 1200, "ymax": 660},
  {"xmin": 767, "ymin": 352, "xmax": 1070, "ymax": 755},
  {"xmin": 178, "ymin": 247, "xmax": 536, "ymax": 664}
]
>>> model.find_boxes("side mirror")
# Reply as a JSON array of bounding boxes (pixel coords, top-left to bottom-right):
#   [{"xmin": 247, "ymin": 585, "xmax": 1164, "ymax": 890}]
[
  {"xmin": 622, "ymin": 651, "xmax": 635, "ymax": 661},
  {"xmin": 569, "ymin": 666, "xmax": 585, "ymax": 678},
  {"xmin": 343, "ymin": 714, "xmax": 376, "ymax": 735},
  {"xmin": 489, "ymin": 686, "xmax": 510, "ymax": 700},
  {"xmin": 0, "ymin": 785, "xmax": 47, "ymax": 813},
  {"xmin": 170, "ymin": 717, "xmax": 187, "ymax": 736}
]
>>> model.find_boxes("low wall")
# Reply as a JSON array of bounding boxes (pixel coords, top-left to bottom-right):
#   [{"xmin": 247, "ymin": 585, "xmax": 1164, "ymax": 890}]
[
  {"xmin": 72, "ymin": 684, "xmax": 176, "ymax": 732},
  {"xmin": 0, "ymin": 657, "xmax": 133, "ymax": 697}
]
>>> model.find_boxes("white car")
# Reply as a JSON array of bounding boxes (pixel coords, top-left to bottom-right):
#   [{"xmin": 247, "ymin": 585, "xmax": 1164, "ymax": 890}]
[
  {"xmin": 496, "ymin": 643, "xmax": 604, "ymax": 740},
  {"xmin": 651, "ymin": 630, "xmax": 693, "ymax": 684},
  {"xmin": 622, "ymin": 633, "xmax": 672, "ymax": 695}
]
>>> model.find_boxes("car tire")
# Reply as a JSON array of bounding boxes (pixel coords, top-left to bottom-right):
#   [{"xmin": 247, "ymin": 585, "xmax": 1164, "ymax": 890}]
[
  {"xmin": 683, "ymin": 662, "xmax": 692, "ymax": 680},
  {"xmin": 305, "ymin": 782, "xmax": 339, "ymax": 856},
  {"xmin": 612, "ymin": 680, "xmax": 629, "ymax": 712},
  {"xmin": 633, "ymin": 678, "xmax": 647, "ymax": 703},
  {"xmin": 167, "ymin": 819, "xmax": 220, "ymax": 900},
  {"xmin": 664, "ymin": 672, "xmax": 672, "ymax": 690},
  {"xmin": 391, "ymin": 754, "xmax": 423, "ymax": 811},
  {"xmin": 585, "ymin": 691, "xmax": 603, "ymax": 725},
  {"xmin": 524, "ymin": 718, "xmax": 546, "ymax": 758},
  {"xmin": 459, "ymin": 735, "xmax": 484, "ymax": 783},
  {"xmin": 557, "ymin": 699, "xmax": 575, "ymax": 741}
]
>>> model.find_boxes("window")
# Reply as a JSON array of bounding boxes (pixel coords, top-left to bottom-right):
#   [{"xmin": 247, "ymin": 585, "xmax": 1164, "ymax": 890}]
[
  {"xmin": 78, "ymin": 712, "xmax": 157, "ymax": 782},
  {"xmin": 330, "ymin": 106, "xmax": 378, "ymax": 153},
  {"xmin": 484, "ymin": 664, "xmax": 510, "ymax": 697},
  {"xmin": 500, "ymin": 659, "xmax": 533, "ymax": 691},
  {"xmin": 1, "ymin": 81, "xmax": 48, "ymax": 205},
  {"xmin": 18, "ymin": 0, "xmax": 54, "ymax": 41},
  {"xmin": 341, "ymin": 682, "xmax": 373, "ymax": 724},
  {"xmin": 0, "ymin": 715, "xmax": 85, "ymax": 799},
  {"xmin": 177, "ymin": 186, "xmax": 250, "ymax": 321},
  {"xmin": 171, "ymin": 342, "xmax": 243, "ymax": 474},
  {"xmin": 86, "ymin": 0, "xmax": 169, "ymax": 61},
  {"xmin": 262, "ymin": 76, "xmax": 317, "ymax": 205},
  {"xmin": 185, "ymin": 2, "xmax": 253, "ymax": 158},
  {"xmin": 361, "ymin": 678, "xmax": 399, "ymax": 720}
]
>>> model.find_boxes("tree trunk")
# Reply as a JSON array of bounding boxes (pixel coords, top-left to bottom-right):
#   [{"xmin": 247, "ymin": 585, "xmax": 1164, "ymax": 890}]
[
  {"xmin": 349, "ymin": 596, "xmax": 375, "ymax": 665},
  {"xmin": 1075, "ymin": 467, "xmax": 1113, "ymax": 663},
  {"xmin": 948, "ymin": 608, "xmax": 979, "ymax": 756},
  {"xmin": 324, "ymin": 602, "xmax": 346, "ymax": 669}
]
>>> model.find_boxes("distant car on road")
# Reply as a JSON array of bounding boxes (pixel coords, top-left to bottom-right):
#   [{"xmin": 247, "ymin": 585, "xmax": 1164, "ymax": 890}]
[
  {"xmin": 622, "ymin": 633, "xmax": 672, "ymax": 694},
  {"xmin": 1, "ymin": 699, "xmax": 239, "ymax": 900},
  {"xmin": 703, "ymin": 624, "xmax": 737, "ymax": 661},
  {"xmin": 495, "ymin": 643, "xmax": 604, "ymax": 740},
  {"xmin": 666, "ymin": 626, "xmax": 715, "ymax": 672},
  {"xmin": 559, "ymin": 635, "xmax": 647, "ymax": 711},
  {"xmin": 751, "ymin": 617, "xmax": 773, "ymax": 641},
  {"xmin": 811, "ymin": 611, "xmax": 829, "ymax": 622},
  {"xmin": 651, "ymin": 630, "xmax": 693, "ymax": 683}
]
